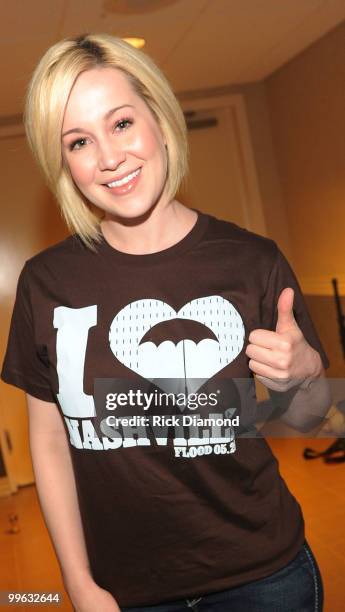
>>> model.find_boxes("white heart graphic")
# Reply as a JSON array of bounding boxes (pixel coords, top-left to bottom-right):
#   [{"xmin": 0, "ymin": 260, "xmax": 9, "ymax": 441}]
[{"xmin": 109, "ymin": 296, "xmax": 244, "ymax": 393}]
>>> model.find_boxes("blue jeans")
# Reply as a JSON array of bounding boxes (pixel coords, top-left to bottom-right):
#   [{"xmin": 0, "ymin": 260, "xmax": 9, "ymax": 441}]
[{"xmin": 122, "ymin": 540, "xmax": 323, "ymax": 611}]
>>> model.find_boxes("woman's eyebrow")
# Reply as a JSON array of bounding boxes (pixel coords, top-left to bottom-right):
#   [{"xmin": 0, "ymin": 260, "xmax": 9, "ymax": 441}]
[{"xmin": 62, "ymin": 104, "xmax": 135, "ymax": 137}]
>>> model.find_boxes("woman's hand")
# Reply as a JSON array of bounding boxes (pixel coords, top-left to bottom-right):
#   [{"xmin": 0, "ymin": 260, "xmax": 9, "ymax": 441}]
[
  {"xmin": 73, "ymin": 585, "xmax": 121, "ymax": 612},
  {"xmin": 245, "ymin": 287, "xmax": 322, "ymax": 392},
  {"xmin": 65, "ymin": 574, "xmax": 121, "ymax": 612}
]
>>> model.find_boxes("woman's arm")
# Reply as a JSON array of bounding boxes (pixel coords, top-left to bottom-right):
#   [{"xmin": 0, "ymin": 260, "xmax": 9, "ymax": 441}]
[
  {"xmin": 26, "ymin": 393, "xmax": 121, "ymax": 611},
  {"xmin": 267, "ymin": 371, "xmax": 332, "ymax": 432}
]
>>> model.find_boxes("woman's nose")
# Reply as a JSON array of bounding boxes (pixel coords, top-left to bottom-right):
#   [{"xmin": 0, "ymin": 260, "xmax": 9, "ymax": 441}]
[{"xmin": 98, "ymin": 139, "xmax": 126, "ymax": 171}]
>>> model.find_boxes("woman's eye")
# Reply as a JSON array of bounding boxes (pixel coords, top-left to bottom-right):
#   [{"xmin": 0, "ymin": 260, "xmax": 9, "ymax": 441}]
[
  {"xmin": 115, "ymin": 118, "xmax": 132, "ymax": 131},
  {"xmin": 69, "ymin": 138, "xmax": 88, "ymax": 151}
]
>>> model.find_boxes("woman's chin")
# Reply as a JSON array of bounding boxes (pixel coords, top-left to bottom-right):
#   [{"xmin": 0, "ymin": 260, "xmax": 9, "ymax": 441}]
[{"xmin": 101, "ymin": 198, "xmax": 164, "ymax": 225}]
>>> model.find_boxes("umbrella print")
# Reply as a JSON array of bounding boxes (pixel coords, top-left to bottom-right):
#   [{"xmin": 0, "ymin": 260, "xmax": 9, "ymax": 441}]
[
  {"xmin": 140, "ymin": 317, "xmax": 218, "ymax": 345},
  {"xmin": 140, "ymin": 318, "xmax": 219, "ymax": 395},
  {"xmin": 109, "ymin": 296, "xmax": 245, "ymax": 394}
]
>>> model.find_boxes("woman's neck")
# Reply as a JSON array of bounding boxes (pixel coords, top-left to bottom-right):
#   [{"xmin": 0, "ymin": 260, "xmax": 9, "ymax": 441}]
[{"xmin": 100, "ymin": 201, "xmax": 198, "ymax": 255}]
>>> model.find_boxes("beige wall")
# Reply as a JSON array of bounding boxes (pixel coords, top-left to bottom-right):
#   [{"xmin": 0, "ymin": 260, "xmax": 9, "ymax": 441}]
[
  {"xmin": 179, "ymin": 82, "xmax": 292, "ymax": 257},
  {"xmin": 0, "ymin": 134, "xmax": 68, "ymax": 486},
  {"xmin": 266, "ymin": 21, "xmax": 345, "ymax": 293},
  {"xmin": 265, "ymin": 21, "xmax": 345, "ymax": 376},
  {"xmin": 241, "ymin": 82, "xmax": 292, "ymax": 257}
]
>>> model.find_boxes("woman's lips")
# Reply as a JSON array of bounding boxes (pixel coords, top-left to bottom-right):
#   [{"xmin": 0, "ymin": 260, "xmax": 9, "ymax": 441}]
[{"xmin": 104, "ymin": 167, "xmax": 141, "ymax": 196}]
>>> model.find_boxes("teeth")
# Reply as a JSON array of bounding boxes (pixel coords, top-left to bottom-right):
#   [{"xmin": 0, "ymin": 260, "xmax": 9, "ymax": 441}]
[{"xmin": 107, "ymin": 168, "xmax": 140, "ymax": 188}]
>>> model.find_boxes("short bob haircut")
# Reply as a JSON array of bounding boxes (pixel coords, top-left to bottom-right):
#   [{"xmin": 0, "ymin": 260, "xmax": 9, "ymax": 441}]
[{"xmin": 24, "ymin": 33, "xmax": 189, "ymax": 247}]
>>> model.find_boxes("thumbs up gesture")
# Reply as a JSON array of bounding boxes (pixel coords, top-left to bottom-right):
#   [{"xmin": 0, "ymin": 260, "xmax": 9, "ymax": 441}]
[{"xmin": 245, "ymin": 288, "xmax": 322, "ymax": 392}]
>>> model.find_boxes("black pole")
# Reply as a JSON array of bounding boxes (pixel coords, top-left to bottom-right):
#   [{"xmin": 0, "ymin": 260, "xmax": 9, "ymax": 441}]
[{"xmin": 332, "ymin": 278, "xmax": 345, "ymax": 360}]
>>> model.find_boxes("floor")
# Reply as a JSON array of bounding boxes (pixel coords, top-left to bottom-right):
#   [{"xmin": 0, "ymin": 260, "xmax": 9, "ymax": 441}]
[
  {"xmin": 269, "ymin": 437, "xmax": 345, "ymax": 612},
  {"xmin": 0, "ymin": 438, "xmax": 344, "ymax": 611}
]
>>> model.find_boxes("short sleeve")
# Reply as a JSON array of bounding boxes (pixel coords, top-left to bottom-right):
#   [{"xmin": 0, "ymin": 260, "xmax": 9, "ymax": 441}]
[
  {"xmin": 261, "ymin": 247, "xmax": 329, "ymax": 370},
  {"xmin": 1, "ymin": 263, "xmax": 55, "ymax": 402}
]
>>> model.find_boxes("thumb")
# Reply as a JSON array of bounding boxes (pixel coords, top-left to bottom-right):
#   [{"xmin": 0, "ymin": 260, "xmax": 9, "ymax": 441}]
[{"xmin": 275, "ymin": 287, "xmax": 297, "ymax": 334}]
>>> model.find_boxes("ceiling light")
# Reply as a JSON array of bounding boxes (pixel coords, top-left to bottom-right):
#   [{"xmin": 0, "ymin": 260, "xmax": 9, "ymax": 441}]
[{"xmin": 122, "ymin": 37, "xmax": 146, "ymax": 49}]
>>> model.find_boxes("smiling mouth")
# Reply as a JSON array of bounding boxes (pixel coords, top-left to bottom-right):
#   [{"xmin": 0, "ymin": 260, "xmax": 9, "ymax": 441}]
[{"xmin": 105, "ymin": 168, "xmax": 141, "ymax": 189}]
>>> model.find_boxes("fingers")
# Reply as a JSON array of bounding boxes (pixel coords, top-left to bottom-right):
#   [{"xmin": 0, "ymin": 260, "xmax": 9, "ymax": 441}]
[
  {"xmin": 247, "ymin": 358, "xmax": 291, "ymax": 380},
  {"xmin": 276, "ymin": 287, "xmax": 297, "ymax": 334},
  {"xmin": 248, "ymin": 328, "xmax": 293, "ymax": 351},
  {"xmin": 246, "ymin": 343, "xmax": 291, "ymax": 371}
]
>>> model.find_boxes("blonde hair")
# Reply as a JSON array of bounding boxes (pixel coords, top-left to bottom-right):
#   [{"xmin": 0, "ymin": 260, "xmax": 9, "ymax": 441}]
[{"xmin": 24, "ymin": 33, "xmax": 188, "ymax": 247}]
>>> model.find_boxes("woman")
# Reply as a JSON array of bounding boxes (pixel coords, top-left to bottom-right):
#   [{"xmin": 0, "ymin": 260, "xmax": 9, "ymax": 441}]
[{"xmin": 1, "ymin": 34, "xmax": 330, "ymax": 611}]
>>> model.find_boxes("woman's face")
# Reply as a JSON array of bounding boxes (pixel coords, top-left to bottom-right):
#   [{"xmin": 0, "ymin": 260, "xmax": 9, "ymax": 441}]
[{"xmin": 61, "ymin": 67, "xmax": 168, "ymax": 220}]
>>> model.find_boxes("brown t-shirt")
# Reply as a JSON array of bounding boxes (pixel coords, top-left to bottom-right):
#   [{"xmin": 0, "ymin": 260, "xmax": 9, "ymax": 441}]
[{"xmin": 1, "ymin": 212, "xmax": 328, "ymax": 607}]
